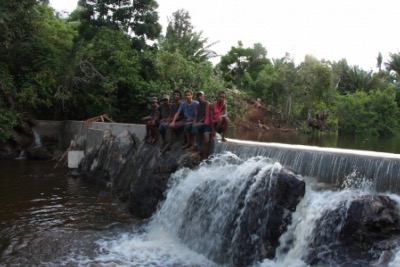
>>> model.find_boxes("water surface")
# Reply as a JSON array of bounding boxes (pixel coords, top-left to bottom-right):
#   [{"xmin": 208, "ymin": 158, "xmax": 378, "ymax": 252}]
[{"xmin": 0, "ymin": 160, "xmax": 134, "ymax": 266}]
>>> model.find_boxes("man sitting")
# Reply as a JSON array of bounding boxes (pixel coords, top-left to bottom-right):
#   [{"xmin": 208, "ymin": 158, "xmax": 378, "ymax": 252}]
[
  {"xmin": 159, "ymin": 90, "xmax": 182, "ymax": 150},
  {"xmin": 189, "ymin": 91, "xmax": 209, "ymax": 152},
  {"xmin": 168, "ymin": 89, "xmax": 199, "ymax": 149},
  {"xmin": 141, "ymin": 96, "xmax": 159, "ymax": 143},
  {"xmin": 202, "ymin": 91, "xmax": 229, "ymax": 159}
]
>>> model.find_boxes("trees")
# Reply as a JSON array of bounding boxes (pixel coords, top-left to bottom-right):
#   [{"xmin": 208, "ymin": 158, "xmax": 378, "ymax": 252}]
[
  {"xmin": 0, "ymin": 1, "xmax": 76, "ymax": 123},
  {"xmin": 76, "ymin": 0, "xmax": 161, "ymax": 49},
  {"xmin": 218, "ymin": 41, "xmax": 271, "ymax": 91},
  {"xmin": 1, "ymin": 0, "xmax": 399, "ymax": 140},
  {"xmin": 385, "ymin": 52, "xmax": 400, "ymax": 77},
  {"xmin": 335, "ymin": 88, "xmax": 398, "ymax": 137},
  {"xmin": 296, "ymin": 55, "xmax": 333, "ymax": 120},
  {"xmin": 160, "ymin": 9, "xmax": 217, "ymax": 62}
]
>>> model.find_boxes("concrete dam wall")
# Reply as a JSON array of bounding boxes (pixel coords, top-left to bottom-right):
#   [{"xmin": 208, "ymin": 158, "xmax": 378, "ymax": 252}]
[{"xmin": 33, "ymin": 120, "xmax": 400, "ymax": 194}]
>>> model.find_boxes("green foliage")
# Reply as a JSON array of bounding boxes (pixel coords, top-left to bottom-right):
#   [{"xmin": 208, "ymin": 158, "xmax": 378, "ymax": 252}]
[
  {"xmin": 67, "ymin": 27, "xmax": 144, "ymax": 120},
  {"xmin": 335, "ymin": 88, "xmax": 398, "ymax": 137},
  {"xmin": 155, "ymin": 50, "xmax": 221, "ymax": 94},
  {"xmin": 330, "ymin": 60, "xmax": 389, "ymax": 94},
  {"xmin": 0, "ymin": 107, "xmax": 19, "ymax": 142},
  {"xmin": 217, "ymin": 41, "xmax": 271, "ymax": 90},
  {"xmin": 296, "ymin": 55, "xmax": 333, "ymax": 119},
  {"xmin": 76, "ymin": 0, "xmax": 161, "ymax": 49},
  {"xmin": 225, "ymin": 90, "xmax": 248, "ymax": 122},
  {"xmin": 385, "ymin": 52, "xmax": 400, "ymax": 76},
  {"xmin": 160, "ymin": 9, "xmax": 217, "ymax": 62},
  {"xmin": 0, "ymin": 2, "xmax": 76, "ymax": 119},
  {"xmin": 1, "ymin": 0, "xmax": 400, "ymax": 142}
]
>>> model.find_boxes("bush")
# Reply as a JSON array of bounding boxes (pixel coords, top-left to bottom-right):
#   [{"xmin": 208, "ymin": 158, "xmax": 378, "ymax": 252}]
[{"xmin": 335, "ymin": 88, "xmax": 399, "ymax": 137}]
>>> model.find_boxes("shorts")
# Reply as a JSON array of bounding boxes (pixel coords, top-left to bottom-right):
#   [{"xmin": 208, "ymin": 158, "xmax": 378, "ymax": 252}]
[
  {"xmin": 204, "ymin": 122, "xmax": 223, "ymax": 134},
  {"xmin": 191, "ymin": 123, "xmax": 206, "ymax": 135},
  {"xmin": 184, "ymin": 121, "xmax": 193, "ymax": 132}
]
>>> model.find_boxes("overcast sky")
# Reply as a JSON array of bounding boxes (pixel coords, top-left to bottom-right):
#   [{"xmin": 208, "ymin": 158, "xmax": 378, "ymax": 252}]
[{"xmin": 50, "ymin": 0, "xmax": 400, "ymax": 71}]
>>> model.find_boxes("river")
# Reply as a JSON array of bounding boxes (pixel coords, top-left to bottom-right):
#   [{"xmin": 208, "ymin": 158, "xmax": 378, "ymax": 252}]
[
  {"xmin": 230, "ymin": 131, "xmax": 400, "ymax": 154},
  {"xmin": 0, "ymin": 159, "xmax": 135, "ymax": 266},
  {"xmin": 2, "ymin": 133, "xmax": 400, "ymax": 266}
]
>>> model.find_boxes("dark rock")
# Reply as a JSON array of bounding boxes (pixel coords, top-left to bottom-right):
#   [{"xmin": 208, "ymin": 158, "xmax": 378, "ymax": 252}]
[
  {"xmin": 80, "ymin": 130, "xmax": 137, "ymax": 188},
  {"xmin": 178, "ymin": 164, "xmax": 305, "ymax": 267},
  {"xmin": 79, "ymin": 127, "xmax": 202, "ymax": 219},
  {"xmin": 306, "ymin": 195, "xmax": 400, "ymax": 266},
  {"xmin": 340, "ymin": 195, "xmax": 400, "ymax": 245},
  {"xmin": 14, "ymin": 120, "xmax": 34, "ymax": 138},
  {"xmin": 123, "ymin": 139, "xmax": 201, "ymax": 218},
  {"xmin": 0, "ymin": 115, "xmax": 61, "ymax": 159},
  {"xmin": 0, "ymin": 142, "xmax": 19, "ymax": 159},
  {"xmin": 40, "ymin": 135, "xmax": 59, "ymax": 147},
  {"xmin": 26, "ymin": 146, "xmax": 52, "ymax": 160},
  {"xmin": 21, "ymin": 112, "xmax": 38, "ymax": 127},
  {"xmin": 10, "ymin": 129, "xmax": 34, "ymax": 149}
]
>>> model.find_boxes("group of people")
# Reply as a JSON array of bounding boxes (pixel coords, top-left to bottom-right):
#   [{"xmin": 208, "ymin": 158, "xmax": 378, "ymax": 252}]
[{"xmin": 141, "ymin": 89, "xmax": 228, "ymax": 159}]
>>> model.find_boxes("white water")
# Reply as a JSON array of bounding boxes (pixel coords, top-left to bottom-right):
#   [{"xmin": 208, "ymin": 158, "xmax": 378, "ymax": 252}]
[
  {"xmin": 64, "ymin": 152, "xmax": 400, "ymax": 266},
  {"xmin": 33, "ymin": 128, "xmax": 42, "ymax": 147}
]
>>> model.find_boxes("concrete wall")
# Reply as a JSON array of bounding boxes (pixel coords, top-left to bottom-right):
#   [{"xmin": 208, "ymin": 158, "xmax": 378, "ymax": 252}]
[{"xmin": 35, "ymin": 120, "xmax": 146, "ymax": 153}]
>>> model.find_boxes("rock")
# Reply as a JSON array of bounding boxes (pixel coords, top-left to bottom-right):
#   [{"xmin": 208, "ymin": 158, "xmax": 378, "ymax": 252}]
[
  {"xmin": 0, "ymin": 117, "xmax": 53, "ymax": 159},
  {"xmin": 0, "ymin": 142, "xmax": 19, "ymax": 159},
  {"xmin": 306, "ymin": 195, "xmax": 400, "ymax": 266},
  {"xmin": 26, "ymin": 146, "xmax": 52, "ymax": 160},
  {"xmin": 80, "ymin": 130, "xmax": 137, "ymax": 188},
  {"xmin": 11, "ymin": 129, "xmax": 34, "ymax": 149},
  {"xmin": 14, "ymin": 120, "xmax": 34, "ymax": 138},
  {"xmin": 124, "ymin": 137, "xmax": 201, "ymax": 218},
  {"xmin": 340, "ymin": 195, "xmax": 400, "ymax": 245},
  {"xmin": 79, "ymin": 128, "xmax": 202, "ymax": 218},
  {"xmin": 178, "ymin": 164, "xmax": 305, "ymax": 267}
]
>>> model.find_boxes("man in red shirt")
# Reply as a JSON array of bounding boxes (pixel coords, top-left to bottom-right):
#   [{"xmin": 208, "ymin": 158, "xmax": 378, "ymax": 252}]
[{"xmin": 202, "ymin": 91, "xmax": 229, "ymax": 159}]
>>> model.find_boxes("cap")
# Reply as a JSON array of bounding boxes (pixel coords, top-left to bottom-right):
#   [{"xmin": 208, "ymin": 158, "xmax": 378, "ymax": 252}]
[
  {"xmin": 162, "ymin": 94, "xmax": 170, "ymax": 100},
  {"xmin": 196, "ymin": 91, "xmax": 205, "ymax": 96},
  {"xmin": 149, "ymin": 96, "xmax": 158, "ymax": 103}
]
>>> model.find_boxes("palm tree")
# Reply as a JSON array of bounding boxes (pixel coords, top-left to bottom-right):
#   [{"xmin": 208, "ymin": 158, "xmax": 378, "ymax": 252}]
[
  {"xmin": 161, "ymin": 9, "xmax": 217, "ymax": 62},
  {"xmin": 385, "ymin": 52, "xmax": 400, "ymax": 76},
  {"xmin": 376, "ymin": 52, "xmax": 383, "ymax": 72}
]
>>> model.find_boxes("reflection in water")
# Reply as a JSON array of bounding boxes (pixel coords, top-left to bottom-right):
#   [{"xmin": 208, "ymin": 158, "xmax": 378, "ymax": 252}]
[
  {"xmin": 230, "ymin": 129, "xmax": 400, "ymax": 154},
  {"xmin": 0, "ymin": 160, "xmax": 134, "ymax": 266}
]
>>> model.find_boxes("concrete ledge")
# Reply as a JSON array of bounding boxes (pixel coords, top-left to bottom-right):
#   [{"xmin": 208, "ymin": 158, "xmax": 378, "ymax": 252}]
[
  {"xmin": 68, "ymin": 150, "xmax": 84, "ymax": 168},
  {"xmin": 35, "ymin": 120, "xmax": 147, "ymax": 151},
  {"xmin": 90, "ymin": 122, "xmax": 146, "ymax": 142}
]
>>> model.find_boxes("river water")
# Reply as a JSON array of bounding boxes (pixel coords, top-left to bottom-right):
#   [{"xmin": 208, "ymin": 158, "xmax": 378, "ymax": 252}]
[
  {"xmin": 230, "ymin": 131, "xmax": 400, "ymax": 154},
  {"xmin": 0, "ymin": 159, "xmax": 135, "ymax": 266},
  {"xmin": 2, "ymin": 135, "xmax": 400, "ymax": 266}
]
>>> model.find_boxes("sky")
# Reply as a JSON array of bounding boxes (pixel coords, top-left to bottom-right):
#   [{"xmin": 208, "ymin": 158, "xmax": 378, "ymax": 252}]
[{"xmin": 49, "ymin": 0, "xmax": 400, "ymax": 71}]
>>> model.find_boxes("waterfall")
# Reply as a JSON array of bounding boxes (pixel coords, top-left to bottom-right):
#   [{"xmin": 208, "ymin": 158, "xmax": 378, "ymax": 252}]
[
  {"xmin": 33, "ymin": 129, "xmax": 42, "ymax": 147},
  {"xmin": 215, "ymin": 140, "xmax": 400, "ymax": 194},
  {"xmin": 91, "ymin": 152, "xmax": 400, "ymax": 266},
  {"xmin": 15, "ymin": 150, "xmax": 27, "ymax": 160},
  {"xmin": 147, "ymin": 152, "xmax": 282, "ymax": 266}
]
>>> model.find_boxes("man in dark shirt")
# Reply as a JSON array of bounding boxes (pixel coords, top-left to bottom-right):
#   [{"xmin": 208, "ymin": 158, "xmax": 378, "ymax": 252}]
[
  {"xmin": 188, "ymin": 91, "xmax": 209, "ymax": 152},
  {"xmin": 141, "ymin": 96, "xmax": 159, "ymax": 143},
  {"xmin": 154, "ymin": 94, "xmax": 171, "ymax": 144},
  {"xmin": 160, "ymin": 90, "xmax": 182, "ymax": 150}
]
